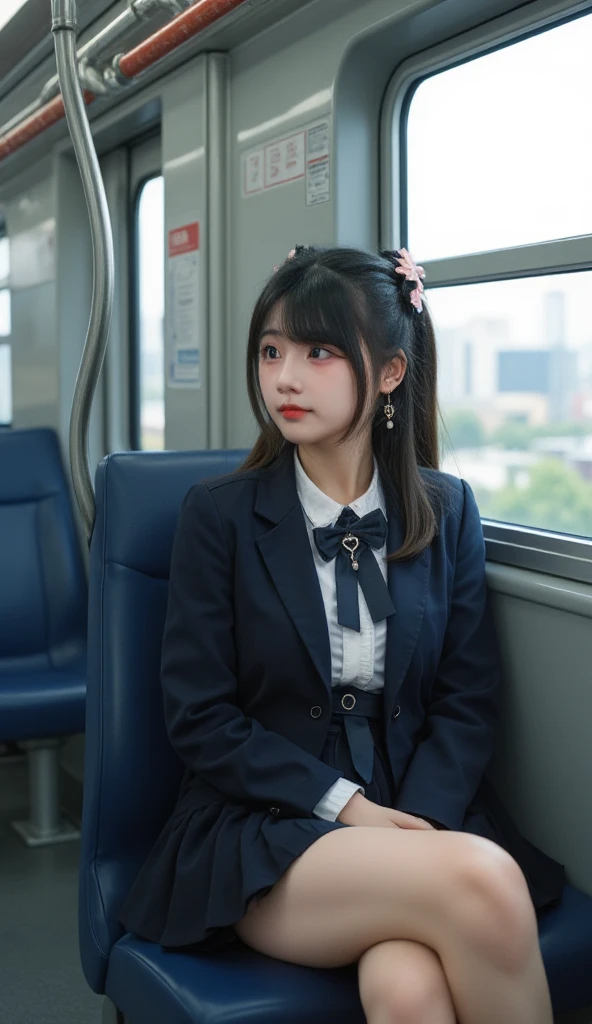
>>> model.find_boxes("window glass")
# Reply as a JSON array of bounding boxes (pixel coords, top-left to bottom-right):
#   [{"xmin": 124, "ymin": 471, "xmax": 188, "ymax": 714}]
[
  {"xmin": 136, "ymin": 175, "xmax": 164, "ymax": 450},
  {"xmin": 430, "ymin": 272, "xmax": 592, "ymax": 538},
  {"xmin": 406, "ymin": 15, "xmax": 592, "ymax": 260},
  {"xmin": 0, "ymin": 236, "xmax": 9, "ymax": 282},
  {"xmin": 0, "ymin": 288, "xmax": 10, "ymax": 336},
  {"xmin": 0, "ymin": 344, "xmax": 11, "ymax": 425},
  {"xmin": 0, "ymin": 235, "xmax": 11, "ymax": 425}
]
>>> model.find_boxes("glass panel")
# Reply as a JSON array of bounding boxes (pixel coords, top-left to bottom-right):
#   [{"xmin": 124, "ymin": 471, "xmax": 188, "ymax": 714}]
[
  {"xmin": 0, "ymin": 288, "xmax": 10, "ymax": 336},
  {"xmin": 137, "ymin": 175, "xmax": 165, "ymax": 450},
  {"xmin": 0, "ymin": 236, "xmax": 9, "ymax": 284},
  {"xmin": 430, "ymin": 272, "xmax": 592, "ymax": 539},
  {"xmin": 0, "ymin": 343, "xmax": 12, "ymax": 424},
  {"xmin": 406, "ymin": 14, "xmax": 592, "ymax": 260}
]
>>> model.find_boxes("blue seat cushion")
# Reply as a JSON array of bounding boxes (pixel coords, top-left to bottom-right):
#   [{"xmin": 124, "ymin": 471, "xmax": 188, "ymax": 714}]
[
  {"xmin": 0, "ymin": 668, "xmax": 86, "ymax": 741},
  {"xmin": 106, "ymin": 884, "xmax": 592, "ymax": 1023},
  {"xmin": 106, "ymin": 933, "xmax": 363, "ymax": 1024}
]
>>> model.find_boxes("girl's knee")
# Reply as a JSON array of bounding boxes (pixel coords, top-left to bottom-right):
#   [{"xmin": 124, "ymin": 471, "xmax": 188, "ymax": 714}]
[
  {"xmin": 452, "ymin": 836, "xmax": 536, "ymax": 969},
  {"xmin": 359, "ymin": 940, "xmax": 454, "ymax": 1024}
]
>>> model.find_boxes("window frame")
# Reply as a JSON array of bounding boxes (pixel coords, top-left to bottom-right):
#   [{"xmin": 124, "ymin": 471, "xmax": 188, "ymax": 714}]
[{"xmin": 380, "ymin": 0, "xmax": 592, "ymax": 586}]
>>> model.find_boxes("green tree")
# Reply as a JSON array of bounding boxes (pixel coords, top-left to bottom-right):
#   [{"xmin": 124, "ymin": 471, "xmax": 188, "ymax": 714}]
[
  {"xmin": 441, "ymin": 410, "xmax": 486, "ymax": 451},
  {"xmin": 490, "ymin": 458, "xmax": 592, "ymax": 537}
]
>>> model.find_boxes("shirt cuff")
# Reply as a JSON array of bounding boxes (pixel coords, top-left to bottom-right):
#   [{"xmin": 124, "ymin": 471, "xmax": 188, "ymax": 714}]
[{"xmin": 313, "ymin": 778, "xmax": 364, "ymax": 822}]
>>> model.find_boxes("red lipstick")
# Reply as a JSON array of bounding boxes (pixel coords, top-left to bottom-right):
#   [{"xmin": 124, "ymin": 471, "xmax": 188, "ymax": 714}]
[{"xmin": 279, "ymin": 404, "xmax": 309, "ymax": 420}]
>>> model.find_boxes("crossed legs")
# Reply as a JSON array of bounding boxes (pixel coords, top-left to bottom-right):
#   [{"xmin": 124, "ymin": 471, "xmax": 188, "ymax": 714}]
[{"xmin": 234, "ymin": 827, "xmax": 552, "ymax": 1024}]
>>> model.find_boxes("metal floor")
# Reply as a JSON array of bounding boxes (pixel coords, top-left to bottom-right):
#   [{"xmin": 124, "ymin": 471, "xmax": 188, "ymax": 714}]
[{"xmin": 0, "ymin": 754, "xmax": 102, "ymax": 1024}]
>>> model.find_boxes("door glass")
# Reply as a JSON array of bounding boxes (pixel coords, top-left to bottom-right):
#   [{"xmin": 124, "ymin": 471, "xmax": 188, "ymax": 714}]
[{"xmin": 136, "ymin": 175, "xmax": 165, "ymax": 450}]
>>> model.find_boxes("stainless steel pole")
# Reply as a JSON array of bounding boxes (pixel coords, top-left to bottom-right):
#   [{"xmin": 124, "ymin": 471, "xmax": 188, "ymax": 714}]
[{"xmin": 52, "ymin": 0, "xmax": 115, "ymax": 541}]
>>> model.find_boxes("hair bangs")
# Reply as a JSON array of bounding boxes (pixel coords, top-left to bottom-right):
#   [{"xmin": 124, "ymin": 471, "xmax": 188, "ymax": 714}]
[{"xmin": 277, "ymin": 266, "xmax": 365, "ymax": 364}]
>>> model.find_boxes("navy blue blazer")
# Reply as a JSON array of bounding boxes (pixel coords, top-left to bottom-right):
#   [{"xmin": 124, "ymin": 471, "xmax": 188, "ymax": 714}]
[{"xmin": 161, "ymin": 449, "xmax": 501, "ymax": 833}]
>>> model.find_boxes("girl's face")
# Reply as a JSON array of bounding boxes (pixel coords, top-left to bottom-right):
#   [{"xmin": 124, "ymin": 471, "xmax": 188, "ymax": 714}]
[{"xmin": 258, "ymin": 306, "xmax": 369, "ymax": 446}]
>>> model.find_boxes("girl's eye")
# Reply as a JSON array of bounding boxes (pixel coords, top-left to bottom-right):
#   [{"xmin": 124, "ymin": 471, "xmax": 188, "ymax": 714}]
[{"xmin": 259, "ymin": 345, "xmax": 333, "ymax": 360}]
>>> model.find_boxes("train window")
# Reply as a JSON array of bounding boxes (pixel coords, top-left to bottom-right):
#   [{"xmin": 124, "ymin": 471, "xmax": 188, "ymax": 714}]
[
  {"xmin": 0, "ymin": 231, "xmax": 11, "ymax": 425},
  {"xmin": 406, "ymin": 15, "xmax": 592, "ymax": 261},
  {"xmin": 135, "ymin": 175, "xmax": 164, "ymax": 450},
  {"xmin": 431, "ymin": 272, "xmax": 592, "ymax": 539},
  {"xmin": 388, "ymin": 9, "xmax": 592, "ymax": 562}
]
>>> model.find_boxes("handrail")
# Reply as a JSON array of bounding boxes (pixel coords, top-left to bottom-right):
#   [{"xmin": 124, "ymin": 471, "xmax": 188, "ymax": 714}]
[
  {"xmin": 0, "ymin": 0, "xmax": 249, "ymax": 164},
  {"xmin": 52, "ymin": 0, "xmax": 115, "ymax": 541}
]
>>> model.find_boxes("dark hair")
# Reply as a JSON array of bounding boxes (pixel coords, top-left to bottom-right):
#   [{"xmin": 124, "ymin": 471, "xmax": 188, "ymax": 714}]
[{"xmin": 238, "ymin": 245, "xmax": 443, "ymax": 561}]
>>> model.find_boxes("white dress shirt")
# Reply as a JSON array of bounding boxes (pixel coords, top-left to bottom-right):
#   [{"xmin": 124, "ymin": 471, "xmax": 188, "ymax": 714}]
[{"xmin": 293, "ymin": 449, "xmax": 389, "ymax": 822}]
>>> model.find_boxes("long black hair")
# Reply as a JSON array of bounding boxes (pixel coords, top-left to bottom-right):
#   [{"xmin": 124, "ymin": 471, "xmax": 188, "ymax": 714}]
[{"xmin": 238, "ymin": 245, "xmax": 444, "ymax": 561}]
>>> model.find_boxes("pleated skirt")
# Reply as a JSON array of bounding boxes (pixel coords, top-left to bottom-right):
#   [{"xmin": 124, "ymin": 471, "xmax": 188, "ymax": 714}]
[{"xmin": 118, "ymin": 712, "xmax": 565, "ymax": 954}]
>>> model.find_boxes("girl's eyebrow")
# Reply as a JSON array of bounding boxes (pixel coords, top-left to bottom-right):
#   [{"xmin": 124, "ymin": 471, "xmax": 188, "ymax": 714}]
[{"xmin": 259, "ymin": 328, "xmax": 285, "ymax": 341}]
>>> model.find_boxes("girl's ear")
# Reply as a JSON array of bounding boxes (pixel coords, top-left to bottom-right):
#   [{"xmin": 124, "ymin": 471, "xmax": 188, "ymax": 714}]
[{"xmin": 381, "ymin": 351, "xmax": 407, "ymax": 392}]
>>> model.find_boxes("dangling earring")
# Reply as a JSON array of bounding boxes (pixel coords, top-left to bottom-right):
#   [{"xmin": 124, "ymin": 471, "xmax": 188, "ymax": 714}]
[{"xmin": 384, "ymin": 392, "xmax": 394, "ymax": 430}]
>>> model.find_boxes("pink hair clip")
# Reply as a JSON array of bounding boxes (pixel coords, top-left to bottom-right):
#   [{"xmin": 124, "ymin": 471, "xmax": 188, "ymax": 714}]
[
  {"xmin": 273, "ymin": 248, "xmax": 296, "ymax": 273},
  {"xmin": 394, "ymin": 248, "xmax": 426, "ymax": 313}
]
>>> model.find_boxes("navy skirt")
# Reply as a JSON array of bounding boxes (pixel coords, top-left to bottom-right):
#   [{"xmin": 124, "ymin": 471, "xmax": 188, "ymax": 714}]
[{"xmin": 119, "ymin": 690, "xmax": 565, "ymax": 954}]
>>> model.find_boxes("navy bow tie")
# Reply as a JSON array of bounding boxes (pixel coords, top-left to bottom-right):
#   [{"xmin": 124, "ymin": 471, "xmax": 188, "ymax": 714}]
[{"xmin": 313, "ymin": 506, "xmax": 395, "ymax": 632}]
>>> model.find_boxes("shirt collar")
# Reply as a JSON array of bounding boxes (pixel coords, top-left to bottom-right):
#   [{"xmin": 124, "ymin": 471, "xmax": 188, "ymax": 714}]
[{"xmin": 294, "ymin": 447, "xmax": 386, "ymax": 528}]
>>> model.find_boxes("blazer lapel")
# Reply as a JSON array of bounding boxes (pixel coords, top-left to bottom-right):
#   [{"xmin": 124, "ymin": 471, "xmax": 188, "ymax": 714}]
[
  {"xmin": 383, "ymin": 498, "xmax": 431, "ymax": 717},
  {"xmin": 255, "ymin": 452, "xmax": 332, "ymax": 695}
]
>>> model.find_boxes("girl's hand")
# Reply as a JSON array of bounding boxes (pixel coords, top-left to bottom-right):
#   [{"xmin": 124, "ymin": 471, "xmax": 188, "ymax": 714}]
[{"xmin": 337, "ymin": 791, "xmax": 436, "ymax": 829}]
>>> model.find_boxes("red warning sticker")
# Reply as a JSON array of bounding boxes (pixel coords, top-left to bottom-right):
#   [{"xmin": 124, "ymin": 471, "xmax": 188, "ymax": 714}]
[{"xmin": 168, "ymin": 222, "xmax": 199, "ymax": 257}]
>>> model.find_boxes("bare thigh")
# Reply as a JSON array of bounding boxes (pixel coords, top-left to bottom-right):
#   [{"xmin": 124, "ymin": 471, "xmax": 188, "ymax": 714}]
[{"xmin": 233, "ymin": 825, "xmax": 512, "ymax": 968}]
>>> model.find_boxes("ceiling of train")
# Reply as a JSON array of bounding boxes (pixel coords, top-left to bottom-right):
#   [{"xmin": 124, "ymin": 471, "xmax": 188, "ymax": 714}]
[{"xmin": 0, "ymin": 0, "xmax": 313, "ymax": 108}]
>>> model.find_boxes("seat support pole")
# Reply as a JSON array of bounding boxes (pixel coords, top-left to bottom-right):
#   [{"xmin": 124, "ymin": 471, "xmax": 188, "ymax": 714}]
[{"xmin": 11, "ymin": 739, "xmax": 81, "ymax": 846}]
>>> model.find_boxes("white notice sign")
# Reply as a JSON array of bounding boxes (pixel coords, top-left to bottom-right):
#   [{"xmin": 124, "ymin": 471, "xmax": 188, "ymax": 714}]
[
  {"xmin": 167, "ymin": 221, "xmax": 201, "ymax": 388},
  {"xmin": 306, "ymin": 121, "xmax": 330, "ymax": 206}
]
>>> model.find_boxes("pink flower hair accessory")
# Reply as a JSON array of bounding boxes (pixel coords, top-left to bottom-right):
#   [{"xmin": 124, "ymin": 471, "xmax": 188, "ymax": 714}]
[
  {"xmin": 393, "ymin": 248, "xmax": 426, "ymax": 313},
  {"xmin": 273, "ymin": 248, "xmax": 297, "ymax": 273}
]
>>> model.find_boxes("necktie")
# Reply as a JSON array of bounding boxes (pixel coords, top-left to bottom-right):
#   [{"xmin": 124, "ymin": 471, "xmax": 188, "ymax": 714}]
[{"xmin": 313, "ymin": 506, "xmax": 395, "ymax": 632}]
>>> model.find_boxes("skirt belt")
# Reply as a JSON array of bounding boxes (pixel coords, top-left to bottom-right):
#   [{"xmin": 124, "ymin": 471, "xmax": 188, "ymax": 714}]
[{"xmin": 330, "ymin": 685, "xmax": 383, "ymax": 785}]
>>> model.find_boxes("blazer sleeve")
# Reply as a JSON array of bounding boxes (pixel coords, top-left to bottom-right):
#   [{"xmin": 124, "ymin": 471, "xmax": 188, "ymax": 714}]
[
  {"xmin": 161, "ymin": 482, "xmax": 345, "ymax": 818},
  {"xmin": 394, "ymin": 479, "xmax": 501, "ymax": 832}
]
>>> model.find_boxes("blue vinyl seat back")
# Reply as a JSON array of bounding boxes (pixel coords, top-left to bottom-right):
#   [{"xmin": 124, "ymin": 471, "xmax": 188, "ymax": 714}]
[
  {"xmin": 79, "ymin": 449, "xmax": 250, "ymax": 993},
  {"xmin": 0, "ymin": 428, "xmax": 87, "ymax": 713}
]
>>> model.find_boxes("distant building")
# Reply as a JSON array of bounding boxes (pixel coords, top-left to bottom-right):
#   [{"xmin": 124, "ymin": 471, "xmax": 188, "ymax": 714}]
[
  {"xmin": 497, "ymin": 348, "xmax": 577, "ymax": 421},
  {"xmin": 437, "ymin": 318, "xmax": 509, "ymax": 404},
  {"xmin": 498, "ymin": 350, "xmax": 550, "ymax": 393}
]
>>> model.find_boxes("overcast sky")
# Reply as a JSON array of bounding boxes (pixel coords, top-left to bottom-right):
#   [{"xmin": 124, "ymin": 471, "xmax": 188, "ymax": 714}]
[{"xmin": 406, "ymin": 12, "xmax": 591, "ymax": 345}]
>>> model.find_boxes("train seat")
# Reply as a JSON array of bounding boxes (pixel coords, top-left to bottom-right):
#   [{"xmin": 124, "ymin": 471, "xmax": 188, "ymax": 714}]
[
  {"xmin": 80, "ymin": 449, "xmax": 592, "ymax": 1023},
  {"xmin": 0, "ymin": 427, "xmax": 87, "ymax": 846}
]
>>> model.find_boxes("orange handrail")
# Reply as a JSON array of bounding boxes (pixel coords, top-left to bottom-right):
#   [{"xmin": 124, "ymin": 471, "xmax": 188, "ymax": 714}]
[
  {"xmin": 118, "ymin": 0, "xmax": 246, "ymax": 79},
  {"xmin": 0, "ymin": 0, "xmax": 250, "ymax": 164},
  {"xmin": 0, "ymin": 91, "xmax": 95, "ymax": 161}
]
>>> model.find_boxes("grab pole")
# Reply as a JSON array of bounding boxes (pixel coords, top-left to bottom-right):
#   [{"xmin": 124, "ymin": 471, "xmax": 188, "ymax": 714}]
[{"xmin": 51, "ymin": 0, "xmax": 114, "ymax": 541}]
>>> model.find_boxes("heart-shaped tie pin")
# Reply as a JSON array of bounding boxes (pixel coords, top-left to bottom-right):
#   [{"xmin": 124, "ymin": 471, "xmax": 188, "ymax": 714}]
[
  {"xmin": 341, "ymin": 533, "xmax": 360, "ymax": 571},
  {"xmin": 341, "ymin": 534, "xmax": 359, "ymax": 554}
]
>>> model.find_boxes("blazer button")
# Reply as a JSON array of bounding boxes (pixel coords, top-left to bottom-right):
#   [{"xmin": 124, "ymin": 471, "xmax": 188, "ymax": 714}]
[
  {"xmin": 310, "ymin": 706, "xmax": 322, "ymax": 719},
  {"xmin": 392, "ymin": 705, "xmax": 401, "ymax": 719},
  {"xmin": 269, "ymin": 807, "xmax": 280, "ymax": 816}
]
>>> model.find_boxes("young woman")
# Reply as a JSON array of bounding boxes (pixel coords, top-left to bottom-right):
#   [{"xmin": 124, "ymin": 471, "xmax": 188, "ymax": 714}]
[{"xmin": 120, "ymin": 246, "xmax": 565, "ymax": 1023}]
